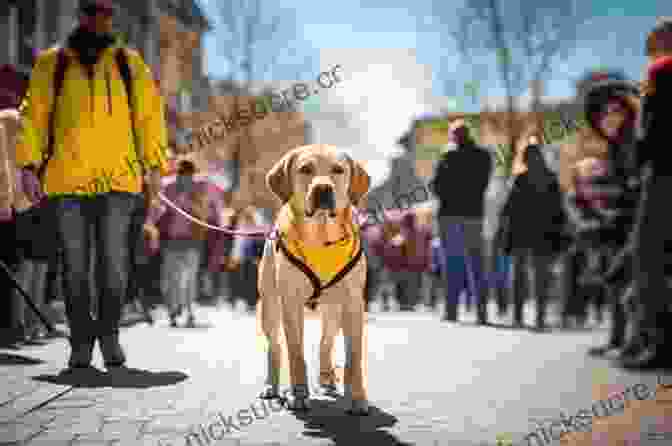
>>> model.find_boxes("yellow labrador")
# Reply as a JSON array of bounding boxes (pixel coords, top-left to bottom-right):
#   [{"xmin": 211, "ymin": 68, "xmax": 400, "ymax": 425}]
[{"xmin": 257, "ymin": 144, "xmax": 370, "ymax": 414}]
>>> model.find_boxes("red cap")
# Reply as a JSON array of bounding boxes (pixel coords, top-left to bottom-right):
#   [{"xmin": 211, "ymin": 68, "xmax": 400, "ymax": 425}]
[
  {"xmin": 649, "ymin": 55, "xmax": 672, "ymax": 81},
  {"xmin": 591, "ymin": 73, "xmax": 611, "ymax": 82}
]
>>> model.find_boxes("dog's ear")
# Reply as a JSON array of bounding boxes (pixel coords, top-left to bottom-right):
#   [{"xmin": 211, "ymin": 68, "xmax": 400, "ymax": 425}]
[
  {"xmin": 266, "ymin": 148, "xmax": 300, "ymax": 203},
  {"xmin": 346, "ymin": 156, "xmax": 370, "ymax": 206}
]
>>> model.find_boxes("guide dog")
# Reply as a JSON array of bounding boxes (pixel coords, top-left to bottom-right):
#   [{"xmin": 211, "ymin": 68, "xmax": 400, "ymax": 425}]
[{"xmin": 257, "ymin": 144, "xmax": 370, "ymax": 415}]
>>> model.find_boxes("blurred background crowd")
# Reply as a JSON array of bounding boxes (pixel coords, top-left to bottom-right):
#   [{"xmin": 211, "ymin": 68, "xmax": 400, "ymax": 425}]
[{"xmin": 1, "ymin": 1, "xmax": 670, "ymax": 372}]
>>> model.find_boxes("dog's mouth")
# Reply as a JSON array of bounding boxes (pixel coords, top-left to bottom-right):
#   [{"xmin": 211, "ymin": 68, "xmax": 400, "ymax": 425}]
[{"xmin": 305, "ymin": 185, "xmax": 337, "ymax": 219}]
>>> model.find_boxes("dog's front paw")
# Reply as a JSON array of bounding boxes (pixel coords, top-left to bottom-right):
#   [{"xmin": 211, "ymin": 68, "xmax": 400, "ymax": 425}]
[
  {"xmin": 285, "ymin": 393, "xmax": 312, "ymax": 411},
  {"xmin": 319, "ymin": 383, "xmax": 340, "ymax": 397},
  {"xmin": 259, "ymin": 385, "xmax": 280, "ymax": 399},
  {"xmin": 285, "ymin": 385, "xmax": 311, "ymax": 411},
  {"xmin": 346, "ymin": 399, "xmax": 369, "ymax": 416}
]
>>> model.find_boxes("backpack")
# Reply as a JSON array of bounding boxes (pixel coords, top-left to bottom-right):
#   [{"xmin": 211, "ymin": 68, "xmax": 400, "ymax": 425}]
[{"xmin": 37, "ymin": 46, "xmax": 138, "ymax": 181}]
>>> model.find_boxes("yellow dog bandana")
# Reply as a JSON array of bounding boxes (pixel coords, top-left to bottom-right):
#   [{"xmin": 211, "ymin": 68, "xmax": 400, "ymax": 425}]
[
  {"xmin": 285, "ymin": 234, "xmax": 357, "ymax": 285},
  {"xmin": 279, "ymin": 198, "xmax": 360, "ymax": 285}
]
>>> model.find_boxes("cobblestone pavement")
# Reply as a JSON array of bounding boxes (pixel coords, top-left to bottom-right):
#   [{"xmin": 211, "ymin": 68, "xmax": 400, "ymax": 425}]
[{"xmin": 1, "ymin": 303, "xmax": 671, "ymax": 446}]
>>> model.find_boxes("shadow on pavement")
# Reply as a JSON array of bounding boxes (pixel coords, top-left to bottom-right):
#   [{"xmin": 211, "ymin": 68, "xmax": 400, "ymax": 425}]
[
  {"xmin": 290, "ymin": 397, "xmax": 413, "ymax": 446},
  {"xmin": 119, "ymin": 315, "xmax": 152, "ymax": 328},
  {"xmin": 0, "ymin": 352, "xmax": 45, "ymax": 365},
  {"xmin": 171, "ymin": 322, "xmax": 216, "ymax": 330},
  {"xmin": 32, "ymin": 367, "xmax": 188, "ymax": 388},
  {"xmin": 556, "ymin": 325, "xmax": 605, "ymax": 333},
  {"xmin": 446, "ymin": 321, "xmax": 528, "ymax": 331}
]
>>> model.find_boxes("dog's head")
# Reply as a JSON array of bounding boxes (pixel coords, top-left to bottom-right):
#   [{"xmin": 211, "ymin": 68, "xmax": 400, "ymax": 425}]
[{"xmin": 266, "ymin": 144, "xmax": 370, "ymax": 219}]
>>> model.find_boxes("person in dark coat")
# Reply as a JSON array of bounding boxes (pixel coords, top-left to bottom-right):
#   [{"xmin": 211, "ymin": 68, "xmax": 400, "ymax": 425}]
[
  {"xmin": 617, "ymin": 18, "xmax": 672, "ymax": 369},
  {"xmin": 501, "ymin": 136, "xmax": 567, "ymax": 331},
  {"xmin": 429, "ymin": 120, "xmax": 492, "ymax": 324}
]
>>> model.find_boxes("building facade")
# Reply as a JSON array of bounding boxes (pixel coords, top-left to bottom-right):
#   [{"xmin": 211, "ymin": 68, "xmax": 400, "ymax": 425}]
[{"xmin": 176, "ymin": 84, "xmax": 312, "ymax": 212}]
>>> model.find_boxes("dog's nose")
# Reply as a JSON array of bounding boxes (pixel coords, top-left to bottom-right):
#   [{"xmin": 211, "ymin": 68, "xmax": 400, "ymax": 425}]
[{"xmin": 314, "ymin": 185, "xmax": 335, "ymax": 209}]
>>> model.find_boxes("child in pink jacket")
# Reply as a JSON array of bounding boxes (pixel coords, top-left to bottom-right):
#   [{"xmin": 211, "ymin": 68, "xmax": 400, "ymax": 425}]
[
  {"xmin": 146, "ymin": 161, "xmax": 224, "ymax": 327},
  {"xmin": 363, "ymin": 209, "xmax": 433, "ymax": 310}
]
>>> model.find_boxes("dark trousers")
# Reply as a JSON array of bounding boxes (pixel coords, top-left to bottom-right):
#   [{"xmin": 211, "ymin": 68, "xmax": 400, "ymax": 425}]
[
  {"xmin": 239, "ymin": 260, "xmax": 258, "ymax": 308},
  {"xmin": 126, "ymin": 200, "xmax": 148, "ymax": 306},
  {"xmin": 484, "ymin": 237, "xmax": 509, "ymax": 314},
  {"xmin": 510, "ymin": 248, "xmax": 552, "ymax": 327},
  {"xmin": 438, "ymin": 216, "xmax": 487, "ymax": 321},
  {"xmin": 607, "ymin": 282, "xmax": 629, "ymax": 347},
  {"xmin": 0, "ymin": 219, "xmax": 19, "ymax": 332},
  {"xmin": 45, "ymin": 250, "xmax": 64, "ymax": 305},
  {"xmin": 53, "ymin": 192, "xmax": 141, "ymax": 346},
  {"xmin": 632, "ymin": 174, "xmax": 671, "ymax": 348},
  {"xmin": 394, "ymin": 270, "xmax": 424, "ymax": 309},
  {"xmin": 0, "ymin": 216, "xmax": 22, "ymax": 332},
  {"xmin": 561, "ymin": 249, "xmax": 589, "ymax": 322}
]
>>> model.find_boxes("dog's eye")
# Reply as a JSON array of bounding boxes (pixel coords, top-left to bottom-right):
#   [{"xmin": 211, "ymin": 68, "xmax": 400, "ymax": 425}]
[
  {"xmin": 298, "ymin": 165, "xmax": 314, "ymax": 175},
  {"xmin": 332, "ymin": 165, "xmax": 345, "ymax": 174}
]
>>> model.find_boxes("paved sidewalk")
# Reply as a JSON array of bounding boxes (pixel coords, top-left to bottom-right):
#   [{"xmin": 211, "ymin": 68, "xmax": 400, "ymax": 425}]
[{"xmin": 1, "ymin": 304, "xmax": 671, "ymax": 446}]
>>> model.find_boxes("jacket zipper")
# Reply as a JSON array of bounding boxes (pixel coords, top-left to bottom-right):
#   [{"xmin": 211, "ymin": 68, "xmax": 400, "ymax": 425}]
[{"xmin": 105, "ymin": 68, "xmax": 112, "ymax": 115}]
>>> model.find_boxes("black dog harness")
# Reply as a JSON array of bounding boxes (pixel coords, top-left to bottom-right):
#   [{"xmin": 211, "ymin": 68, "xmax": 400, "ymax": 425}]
[{"xmin": 275, "ymin": 235, "xmax": 364, "ymax": 310}]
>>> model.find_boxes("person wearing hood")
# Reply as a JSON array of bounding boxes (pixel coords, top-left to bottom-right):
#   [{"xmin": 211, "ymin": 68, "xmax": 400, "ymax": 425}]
[
  {"xmin": 561, "ymin": 71, "xmax": 641, "ymax": 359},
  {"xmin": 618, "ymin": 17, "xmax": 672, "ymax": 369},
  {"xmin": 14, "ymin": 0, "xmax": 168, "ymax": 370}
]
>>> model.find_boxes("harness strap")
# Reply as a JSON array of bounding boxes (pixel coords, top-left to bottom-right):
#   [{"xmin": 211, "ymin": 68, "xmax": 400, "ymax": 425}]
[{"xmin": 275, "ymin": 236, "xmax": 364, "ymax": 309}]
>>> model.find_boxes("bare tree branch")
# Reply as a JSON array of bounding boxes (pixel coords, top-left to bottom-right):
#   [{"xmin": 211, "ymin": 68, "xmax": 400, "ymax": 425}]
[{"xmin": 436, "ymin": 0, "xmax": 590, "ymax": 175}]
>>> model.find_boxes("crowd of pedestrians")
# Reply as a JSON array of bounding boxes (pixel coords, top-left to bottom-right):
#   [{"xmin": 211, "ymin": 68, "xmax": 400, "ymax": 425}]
[
  {"xmin": 357, "ymin": 17, "xmax": 672, "ymax": 371},
  {"xmin": 0, "ymin": 3, "xmax": 670, "ymax": 373}
]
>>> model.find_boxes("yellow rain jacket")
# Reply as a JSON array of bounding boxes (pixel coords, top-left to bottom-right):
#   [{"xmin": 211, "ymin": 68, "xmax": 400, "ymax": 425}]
[{"xmin": 15, "ymin": 44, "xmax": 168, "ymax": 197}]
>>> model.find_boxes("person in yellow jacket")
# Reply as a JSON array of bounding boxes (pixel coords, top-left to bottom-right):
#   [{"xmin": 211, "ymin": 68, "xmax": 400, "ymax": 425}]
[{"xmin": 15, "ymin": 0, "xmax": 168, "ymax": 371}]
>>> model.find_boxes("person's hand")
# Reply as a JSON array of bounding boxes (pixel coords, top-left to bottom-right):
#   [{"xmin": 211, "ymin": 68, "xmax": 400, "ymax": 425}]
[
  {"xmin": 222, "ymin": 256, "xmax": 241, "ymax": 271},
  {"xmin": 143, "ymin": 223, "xmax": 160, "ymax": 254},
  {"xmin": 0, "ymin": 109, "xmax": 21, "ymax": 127},
  {"xmin": 145, "ymin": 168, "xmax": 162, "ymax": 201},
  {"xmin": 148, "ymin": 196, "xmax": 162, "ymax": 212},
  {"xmin": 146, "ymin": 197, "xmax": 165, "ymax": 222},
  {"xmin": 390, "ymin": 233, "xmax": 406, "ymax": 248},
  {"xmin": 640, "ymin": 78, "xmax": 655, "ymax": 97},
  {"xmin": 143, "ymin": 222, "xmax": 159, "ymax": 239}
]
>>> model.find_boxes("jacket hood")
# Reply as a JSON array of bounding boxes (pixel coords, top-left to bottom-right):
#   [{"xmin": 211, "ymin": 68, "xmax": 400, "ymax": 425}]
[{"xmin": 583, "ymin": 79, "xmax": 639, "ymax": 138}]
